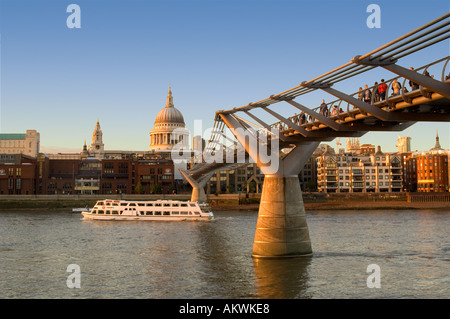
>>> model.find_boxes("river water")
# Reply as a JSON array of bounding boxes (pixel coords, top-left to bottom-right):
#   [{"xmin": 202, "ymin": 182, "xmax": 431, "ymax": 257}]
[{"xmin": 0, "ymin": 208, "xmax": 448, "ymax": 299}]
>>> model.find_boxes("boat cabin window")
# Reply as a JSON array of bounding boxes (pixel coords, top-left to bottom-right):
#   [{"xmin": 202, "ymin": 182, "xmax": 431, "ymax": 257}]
[
  {"xmin": 92, "ymin": 210, "xmax": 97, "ymax": 214},
  {"xmin": 146, "ymin": 203, "xmax": 154, "ymax": 207},
  {"xmin": 189, "ymin": 204, "xmax": 196, "ymax": 207},
  {"xmin": 120, "ymin": 203, "xmax": 128, "ymax": 206},
  {"xmin": 163, "ymin": 211, "xmax": 170, "ymax": 216},
  {"xmin": 145, "ymin": 212, "xmax": 153, "ymax": 216},
  {"xmin": 181, "ymin": 203, "xmax": 188, "ymax": 207},
  {"xmin": 98, "ymin": 210, "xmax": 104, "ymax": 214},
  {"xmin": 163, "ymin": 203, "xmax": 170, "ymax": 207},
  {"xmin": 181, "ymin": 211, "xmax": 188, "ymax": 215},
  {"xmin": 172, "ymin": 212, "xmax": 179, "ymax": 215},
  {"xmin": 112, "ymin": 202, "xmax": 119, "ymax": 206},
  {"xmin": 112, "ymin": 211, "xmax": 119, "ymax": 215},
  {"xmin": 106, "ymin": 202, "xmax": 111, "ymax": 206},
  {"xmin": 97, "ymin": 202, "xmax": 104, "ymax": 206},
  {"xmin": 129, "ymin": 203, "xmax": 136, "ymax": 206},
  {"xmin": 172, "ymin": 203, "xmax": 179, "ymax": 207},
  {"xmin": 138, "ymin": 203, "xmax": 145, "ymax": 207},
  {"xmin": 154, "ymin": 211, "xmax": 162, "ymax": 215}
]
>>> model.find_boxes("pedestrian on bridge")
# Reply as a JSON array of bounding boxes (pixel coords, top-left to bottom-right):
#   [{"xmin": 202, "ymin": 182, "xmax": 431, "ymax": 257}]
[
  {"xmin": 409, "ymin": 67, "xmax": 420, "ymax": 90},
  {"xmin": 363, "ymin": 85, "xmax": 372, "ymax": 103},
  {"xmin": 378, "ymin": 79, "xmax": 387, "ymax": 101},
  {"xmin": 373, "ymin": 82, "xmax": 380, "ymax": 102},
  {"xmin": 391, "ymin": 79, "xmax": 401, "ymax": 96},
  {"xmin": 320, "ymin": 100, "xmax": 328, "ymax": 116},
  {"xmin": 357, "ymin": 87, "xmax": 363, "ymax": 101}
]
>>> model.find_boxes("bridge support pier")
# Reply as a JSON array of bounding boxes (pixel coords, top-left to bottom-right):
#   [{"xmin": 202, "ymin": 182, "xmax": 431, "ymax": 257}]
[
  {"xmin": 179, "ymin": 169, "xmax": 212, "ymax": 203},
  {"xmin": 219, "ymin": 113, "xmax": 319, "ymax": 258},
  {"xmin": 252, "ymin": 175, "xmax": 312, "ymax": 258},
  {"xmin": 191, "ymin": 185, "xmax": 207, "ymax": 203}
]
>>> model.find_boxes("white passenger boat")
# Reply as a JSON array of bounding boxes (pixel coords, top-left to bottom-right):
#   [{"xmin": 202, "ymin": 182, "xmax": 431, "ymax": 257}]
[{"xmin": 81, "ymin": 199, "xmax": 214, "ymax": 221}]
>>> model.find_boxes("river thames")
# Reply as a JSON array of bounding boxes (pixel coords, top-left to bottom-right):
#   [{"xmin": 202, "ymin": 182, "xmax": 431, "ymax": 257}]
[{"xmin": 0, "ymin": 208, "xmax": 448, "ymax": 299}]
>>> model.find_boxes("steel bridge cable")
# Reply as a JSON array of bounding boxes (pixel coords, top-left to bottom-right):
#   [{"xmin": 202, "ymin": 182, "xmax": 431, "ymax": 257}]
[
  {"xmin": 220, "ymin": 14, "xmax": 449, "ymax": 115},
  {"xmin": 360, "ymin": 12, "xmax": 450, "ymax": 61},
  {"xmin": 381, "ymin": 27, "xmax": 450, "ymax": 61},
  {"xmin": 394, "ymin": 34, "xmax": 450, "ymax": 61},
  {"xmin": 324, "ymin": 65, "xmax": 375, "ymax": 85},
  {"xmin": 378, "ymin": 21, "xmax": 450, "ymax": 61},
  {"xmin": 301, "ymin": 13, "xmax": 449, "ymax": 86}
]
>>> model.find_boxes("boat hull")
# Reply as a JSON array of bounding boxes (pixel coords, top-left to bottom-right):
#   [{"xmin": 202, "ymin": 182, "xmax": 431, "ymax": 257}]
[{"xmin": 81, "ymin": 211, "xmax": 213, "ymax": 221}]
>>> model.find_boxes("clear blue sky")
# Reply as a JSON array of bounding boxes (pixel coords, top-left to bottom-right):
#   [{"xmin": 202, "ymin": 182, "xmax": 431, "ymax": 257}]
[{"xmin": 0, "ymin": 0, "xmax": 448, "ymax": 153}]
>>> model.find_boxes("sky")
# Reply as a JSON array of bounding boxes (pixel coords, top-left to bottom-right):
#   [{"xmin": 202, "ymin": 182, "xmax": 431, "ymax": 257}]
[{"xmin": 0, "ymin": 0, "xmax": 448, "ymax": 154}]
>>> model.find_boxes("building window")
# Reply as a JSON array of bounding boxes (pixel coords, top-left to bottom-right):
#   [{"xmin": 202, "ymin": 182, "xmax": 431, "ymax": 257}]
[{"xmin": 104, "ymin": 162, "xmax": 114, "ymax": 169}]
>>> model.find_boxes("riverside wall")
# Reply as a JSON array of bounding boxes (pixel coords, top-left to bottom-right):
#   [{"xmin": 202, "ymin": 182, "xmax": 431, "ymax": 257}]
[{"xmin": 0, "ymin": 192, "xmax": 448, "ymax": 210}]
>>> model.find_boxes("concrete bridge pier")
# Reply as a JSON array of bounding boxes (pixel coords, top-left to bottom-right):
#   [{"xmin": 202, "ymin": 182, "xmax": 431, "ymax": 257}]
[
  {"xmin": 252, "ymin": 142, "xmax": 319, "ymax": 258},
  {"xmin": 219, "ymin": 112, "xmax": 319, "ymax": 258},
  {"xmin": 179, "ymin": 169, "xmax": 213, "ymax": 203}
]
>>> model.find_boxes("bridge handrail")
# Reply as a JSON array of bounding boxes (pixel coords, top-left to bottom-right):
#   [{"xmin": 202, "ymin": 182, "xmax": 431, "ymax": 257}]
[{"xmin": 269, "ymin": 56, "xmax": 449, "ymax": 132}]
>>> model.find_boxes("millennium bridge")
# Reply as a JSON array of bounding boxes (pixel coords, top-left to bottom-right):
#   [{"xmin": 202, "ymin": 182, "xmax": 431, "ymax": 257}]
[{"xmin": 180, "ymin": 13, "xmax": 450, "ymax": 258}]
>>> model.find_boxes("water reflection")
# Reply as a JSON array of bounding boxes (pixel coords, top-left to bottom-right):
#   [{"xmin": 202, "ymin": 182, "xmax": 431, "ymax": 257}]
[{"xmin": 252, "ymin": 257, "xmax": 312, "ymax": 298}]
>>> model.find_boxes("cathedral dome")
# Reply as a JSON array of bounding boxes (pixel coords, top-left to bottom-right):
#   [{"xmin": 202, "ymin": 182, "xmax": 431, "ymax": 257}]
[
  {"xmin": 155, "ymin": 106, "xmax": 185, "ymax": 125},
  {"xmin": 154, "ymin": 86, "xmax": 185, "ymax": 126}
]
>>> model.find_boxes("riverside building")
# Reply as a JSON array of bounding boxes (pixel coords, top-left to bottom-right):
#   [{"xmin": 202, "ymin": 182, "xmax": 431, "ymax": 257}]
[
  {"xmin": 403, "ymin": 131, "xmax": 449, "ymax": 192},
  {"xmin": 0, "ymin": 130, "xmax": 40, "ymax": 158},
  {"xmin": 317, "ymin": 139, "xmax": 403, "ymax": 193}
]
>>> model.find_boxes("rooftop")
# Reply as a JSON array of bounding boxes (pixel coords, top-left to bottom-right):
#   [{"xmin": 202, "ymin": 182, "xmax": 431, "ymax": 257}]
[{"xmin": 0, "ymin": 134, "xmax": 26, "ymax": 140}]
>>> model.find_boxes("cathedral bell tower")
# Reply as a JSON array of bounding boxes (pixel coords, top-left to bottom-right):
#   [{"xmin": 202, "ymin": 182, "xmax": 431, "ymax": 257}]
[{"xmin": 89, "ymin": 118, "xmax": 105, "ymax": 158}]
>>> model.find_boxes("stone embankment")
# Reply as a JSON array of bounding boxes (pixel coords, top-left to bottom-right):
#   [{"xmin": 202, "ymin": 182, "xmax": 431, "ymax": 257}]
[{"xmin": 0, "ymin": 192, "xmax": 448, "ymax": 211}]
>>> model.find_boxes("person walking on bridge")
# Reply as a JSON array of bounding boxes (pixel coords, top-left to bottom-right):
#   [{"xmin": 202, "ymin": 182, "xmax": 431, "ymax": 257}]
[
  {"xmin": 378, "ymin": 79, "xmax": 387, "ymax": 101},
  {"xmin": 392, "ymin": 79, "xmax": 401, "ymax": 96},
  {"xmin": 319, "ymin": 99, "xmax": 328, "ymax": 116},
  {"xmin": 363, "ymin": 85, "xmax": 372, "ymax": 103}
]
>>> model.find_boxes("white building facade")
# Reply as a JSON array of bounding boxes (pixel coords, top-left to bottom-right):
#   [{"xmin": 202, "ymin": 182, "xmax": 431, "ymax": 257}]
[
  {"xmin": 317, "ymin": 143, "xmax": 402, "ymax": 193},
  {"xmin": 0, "ymin": 130, "xmax": 40, "ymax": 158}
]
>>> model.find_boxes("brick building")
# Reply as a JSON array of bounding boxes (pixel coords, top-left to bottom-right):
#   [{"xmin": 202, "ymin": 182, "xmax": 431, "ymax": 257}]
[
  {"xmin": 402, "ymin": 151, "xmax": 449, "ymax": 193},
  {"xmin": 0, "ymin": 153, "xmax": 175, "ymax": 195},
  {"xmin": 0, "ymin": 154, "xmax": 38, "ymax": 194},
  {"xmin": 401, "ymin": 131, "xmax": 449, "ymax": 193}
]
